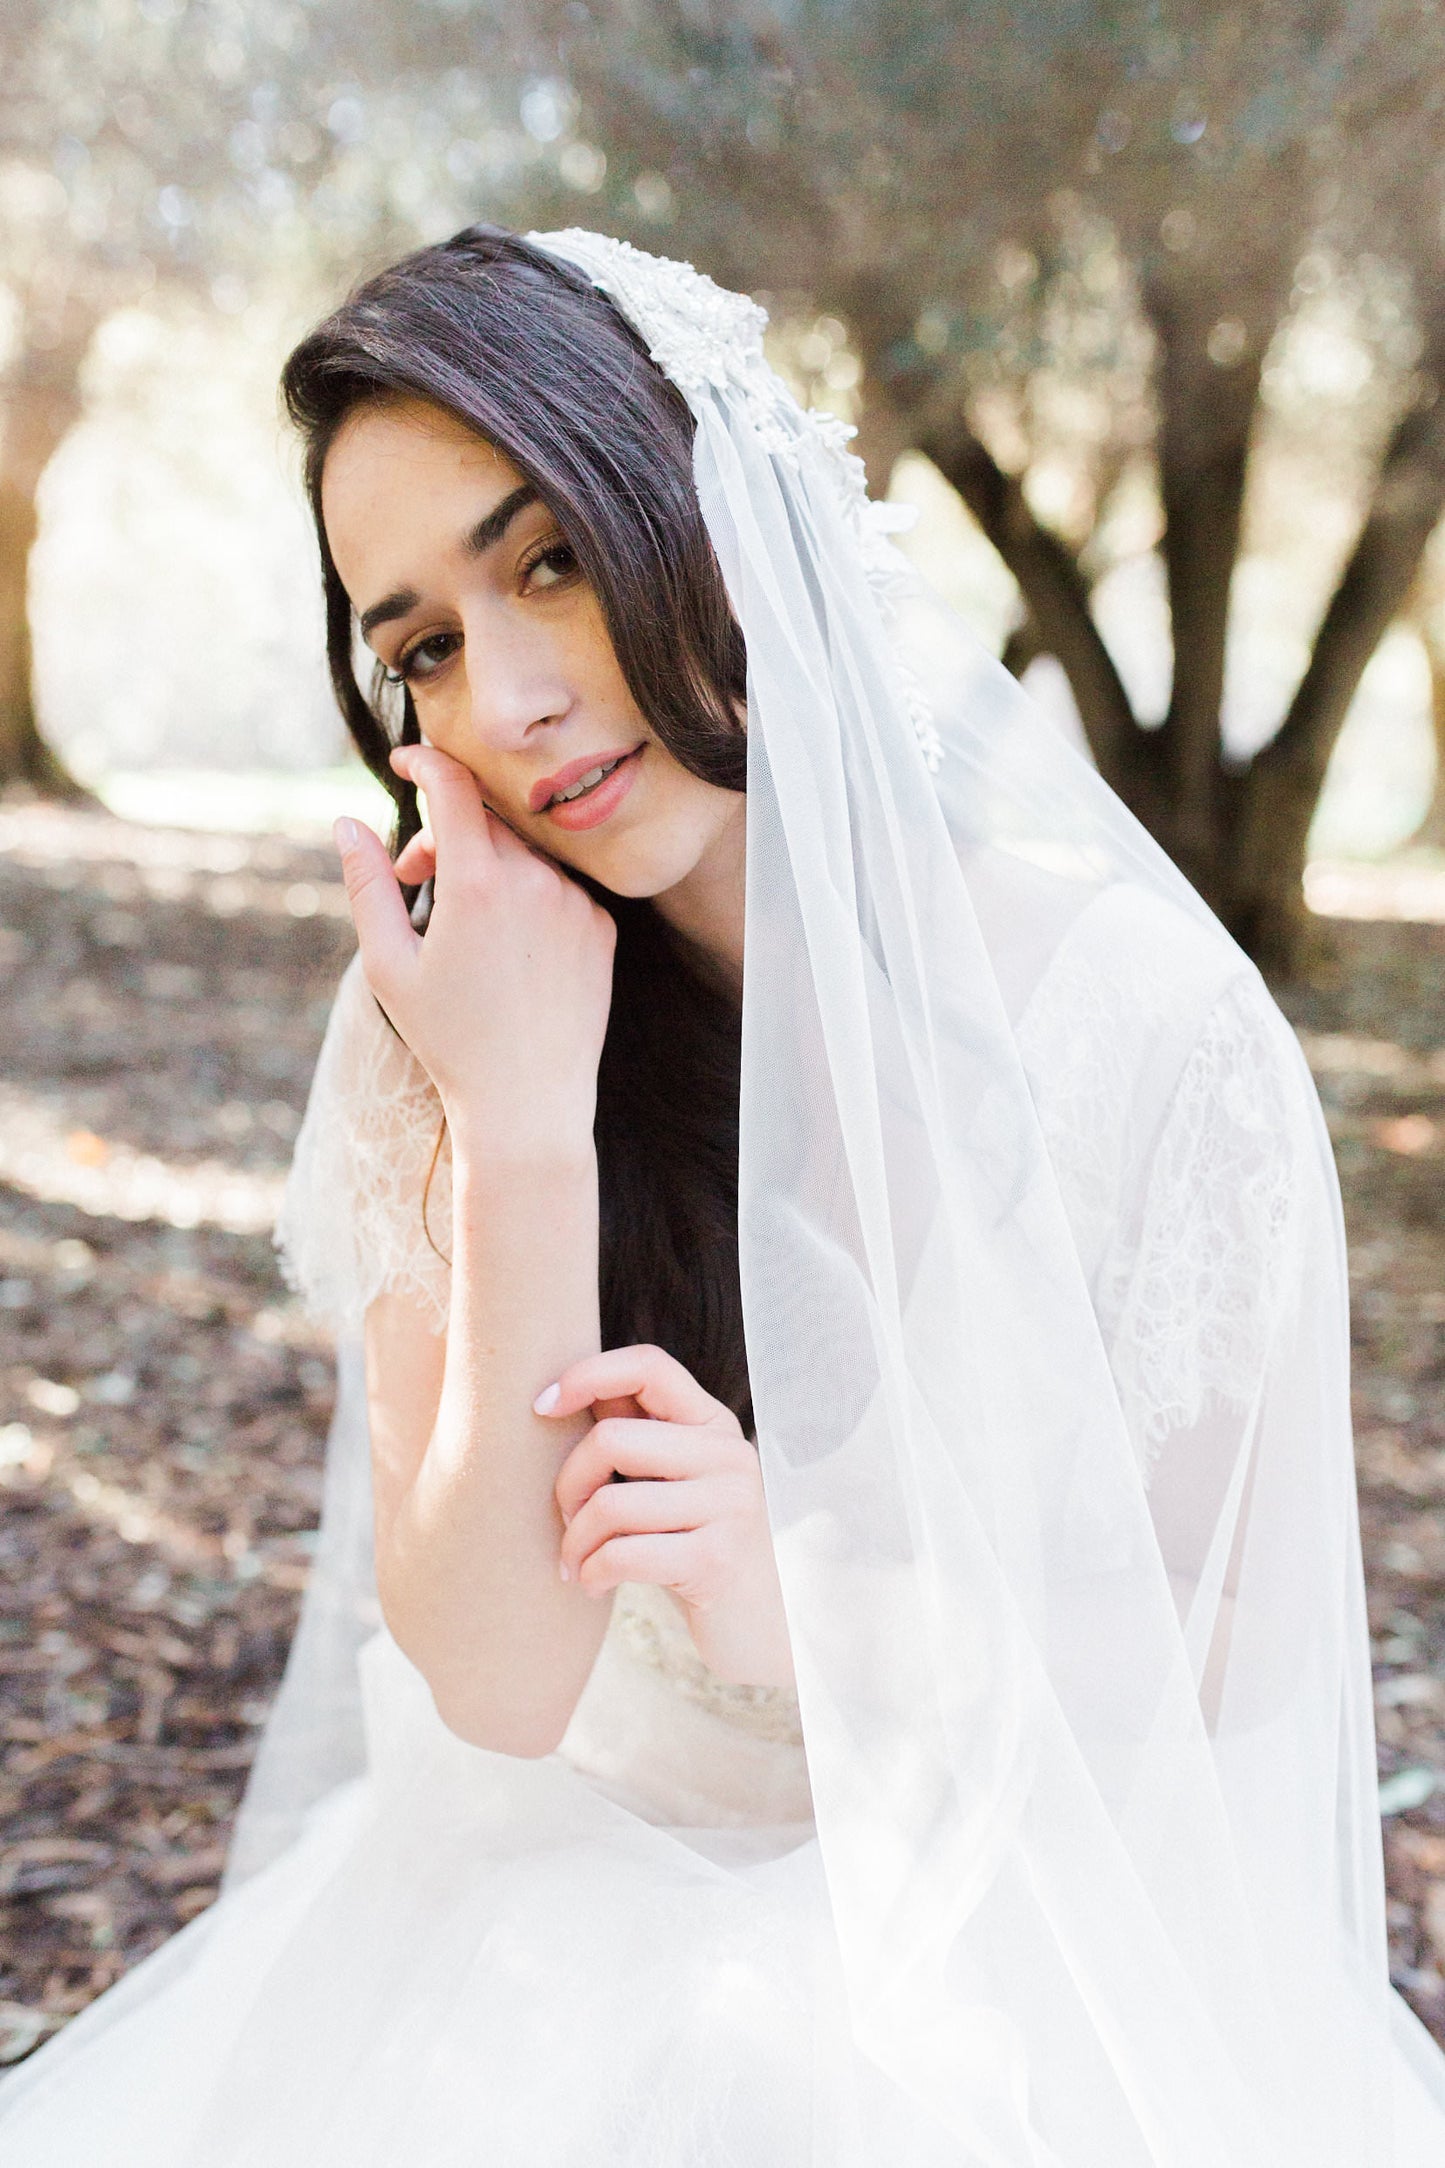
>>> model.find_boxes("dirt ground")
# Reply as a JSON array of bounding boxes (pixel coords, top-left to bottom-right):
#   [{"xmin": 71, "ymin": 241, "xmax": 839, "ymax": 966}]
[{"xmin": 0, "ymin": 796, "xmax": 1442, "ymax": 2068}]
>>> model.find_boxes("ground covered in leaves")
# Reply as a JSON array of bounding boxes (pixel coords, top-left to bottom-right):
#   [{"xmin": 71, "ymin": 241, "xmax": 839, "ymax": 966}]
[{"xmin": 0, "ymin": 797, "xmax": 1442, "ymax": 2068}]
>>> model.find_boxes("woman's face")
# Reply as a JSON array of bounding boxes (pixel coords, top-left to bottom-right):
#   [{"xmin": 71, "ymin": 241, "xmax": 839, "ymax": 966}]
[{"xmin": 320, "ymin": 395, "xmax": 745, "ymax": 902}]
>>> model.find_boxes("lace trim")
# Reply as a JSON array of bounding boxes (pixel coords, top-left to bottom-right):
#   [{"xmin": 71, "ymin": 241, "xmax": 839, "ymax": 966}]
[
  {"xmin": 1021, "ymin": 952, "xmax": 1297, "ymax": 1482},
  {"xmin": 276, "ymin": 957, "xmax": 452, "ymax": 1336},
  {"xmin": 1097, "ymin": 979, "xmax": 1295, "ymax": 1477},
  {"xmin": 607, "ymin": 1583, "xmax": 805, "ymax": 1747}
]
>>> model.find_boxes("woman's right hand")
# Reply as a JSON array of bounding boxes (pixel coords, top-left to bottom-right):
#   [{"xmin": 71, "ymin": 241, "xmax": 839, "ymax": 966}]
[{"xmin": 335, "ymin": 744, "xmax": 616, "ymax": 1158}]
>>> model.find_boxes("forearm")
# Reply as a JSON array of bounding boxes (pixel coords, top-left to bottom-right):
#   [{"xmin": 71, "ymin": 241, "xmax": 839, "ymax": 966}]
[{"xmin": 377, "ymin": 1139, "xmax": 612, "ymax": 1755}]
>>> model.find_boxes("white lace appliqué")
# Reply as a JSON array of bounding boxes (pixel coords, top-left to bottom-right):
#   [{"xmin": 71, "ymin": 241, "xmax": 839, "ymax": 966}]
[
  {"xmin": 276, "ymin": 957, "xmax": 452, "ymax": 1337},
  {"xmin": 1098, "ymin": 978, "xmax": 1296, "ymax": 1476},
  {"xmin": 1023, "ymin": 960, "xmax": 1297, "ymax": 1483},
  {"xmin": 606, "ymin": 1583, "xmax": 805, "ymax": 1749}
]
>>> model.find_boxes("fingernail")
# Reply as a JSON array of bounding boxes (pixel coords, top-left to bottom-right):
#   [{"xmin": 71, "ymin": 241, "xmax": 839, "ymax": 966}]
[
  {"xmin": 558, "ymin": 1559, "xmax": 571, "ymax": 1583},
  {"xmin": 334, "ymin": 817, "xmax": 358, "ymax": 854},
  {"xmin": 533, "ymin": 1382, "xmax": 560, "ymax": 1415}
]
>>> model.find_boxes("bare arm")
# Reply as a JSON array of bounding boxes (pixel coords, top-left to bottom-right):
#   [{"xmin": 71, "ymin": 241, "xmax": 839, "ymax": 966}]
[
  {"xmin": 363, "ymin": 1146, "xmax": 611, "ymax": 1757},
  {"xmin": 341, "ymin": 744, "xmax": 793, "ymax": 1756},
  {"xmin": 342, "ymin": 747, "xmax": 618, "ymax": 1756}
]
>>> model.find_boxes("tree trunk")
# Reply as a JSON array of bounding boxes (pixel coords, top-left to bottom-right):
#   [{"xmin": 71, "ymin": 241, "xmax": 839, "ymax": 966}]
[
  {"xmin": 0, "ymin": 481, "xmax": 76, "ymax": 794},
  {"xmin": 843, "ymin": 281, "xmax": 1148, "ymax": 789},
  {"xmin": 1146, "ymin": 286, "xmax": 1266, "ymax": 902},
  {"xmin": 1229, "ymin": 370, "xmax": 1445, "ymax": 971},
  {"xmin": 856, "ymin": 280, "xmax": 1445, "ymax": 981},
  {"xmin": 0, "ymin": 324, "xmax": 94, "ymax": 797}
]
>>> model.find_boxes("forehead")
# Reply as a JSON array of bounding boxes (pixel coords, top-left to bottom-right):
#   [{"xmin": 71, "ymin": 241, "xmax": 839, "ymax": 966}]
[{"xmin": 320, "ymin": 395, "xmax": 525, "ymax": 588}]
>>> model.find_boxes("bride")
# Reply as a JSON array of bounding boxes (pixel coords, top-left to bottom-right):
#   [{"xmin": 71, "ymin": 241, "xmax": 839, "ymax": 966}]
[{"xmin": 3, "ymin": 222, "xmax": 1445, "ymax": 2164}]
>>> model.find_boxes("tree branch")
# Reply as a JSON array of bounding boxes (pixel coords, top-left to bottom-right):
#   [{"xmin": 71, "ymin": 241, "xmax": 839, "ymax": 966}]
[
  {"xmin": 917, "ymin": 418, "xmax": 1139, "ymax": 783},
  {"xmin": 1000, "ymin": 617, "xmax": 1046, "ymax": 679},
  {"xmin": 1230, "ymin": 355, "xmax": 1445, "ymax": 962},
  {"xmin": 1263, "ymin": 394, "xmax": 1445, "ymax": 789}
]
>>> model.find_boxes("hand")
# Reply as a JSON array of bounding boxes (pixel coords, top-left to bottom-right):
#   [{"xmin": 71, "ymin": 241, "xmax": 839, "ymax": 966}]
[
  {"xmin": 543, "ymin": 1345, "xmax": 795, "ymax": 1690},
  {"xmin": 334, "ymin": 746, "xmax": 616, "ymax": 1156}
]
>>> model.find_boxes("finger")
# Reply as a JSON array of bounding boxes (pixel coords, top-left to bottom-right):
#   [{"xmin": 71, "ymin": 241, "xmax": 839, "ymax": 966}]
[
  {"xmin": 536, "ymin": 1345, "xmax": 723, "ymax": 1429},
  {"xmin": 554, "ymin": 1419, "xmax": 718, "ymax": 1524},
  {"xmin": 573, "ymin": 1530, "xmax": 711, "ymax": 1598},
  {"xmin": 390, "ymin": 746, "xmax": 497, "ymax": 867},
  {"xmin": 334, "ymin": 819, "xmax": 419, "ymax": 993},
  {"xmin": 559, "ymin": 1478, "xmax": 717, "ymax": 1582},
  {"xmin": 392, "ymin": 832, "xmax": 437, "ymax": 886},
  {"xmin": 479, "ymin": 807, "xmax": 545, "ymax": 863}
]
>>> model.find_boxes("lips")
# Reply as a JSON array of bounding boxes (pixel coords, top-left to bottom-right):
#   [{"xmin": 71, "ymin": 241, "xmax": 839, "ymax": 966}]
[
  {"xmin": 529, "ymin": 745, "xmax": 645, "ymax": 816},
  {"xmin": 539, "ymin": 745, "xmax": 645, "ymax": 833},
  {"xmin": 530, "ymin": 745, "xmax": 636, "ymax": 815}
]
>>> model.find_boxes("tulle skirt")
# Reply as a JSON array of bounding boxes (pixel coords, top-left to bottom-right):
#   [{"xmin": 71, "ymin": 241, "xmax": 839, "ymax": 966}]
[{"xmin": 0, "ymin": 1633, "xmax": 958, "ymax": 2167}]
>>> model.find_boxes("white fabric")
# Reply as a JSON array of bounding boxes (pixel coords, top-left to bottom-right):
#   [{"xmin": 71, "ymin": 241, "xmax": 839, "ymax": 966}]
[{"xmin": 3, "ymin": 227, "xmax": 1444, "ymax": 2163}]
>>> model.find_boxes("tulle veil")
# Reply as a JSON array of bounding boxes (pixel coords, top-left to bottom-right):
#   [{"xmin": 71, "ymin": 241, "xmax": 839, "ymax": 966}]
[{"xmin": 224, "ymin": 228, "xmax": 1445, "ymax": 2163}]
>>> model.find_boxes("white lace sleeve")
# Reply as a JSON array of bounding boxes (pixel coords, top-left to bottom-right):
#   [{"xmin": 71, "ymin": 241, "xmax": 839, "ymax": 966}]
[
  {"xmin": 276, "ymin": 956, "xmax": 453, "ymax": 1337},
  {"xmin": 1017, "ymin": 887, "xmax": 1299, "ymax": 1487},
  {"xmin": 1091, "ymin": 974, "xmax": 1297, "ymax": 1483}
]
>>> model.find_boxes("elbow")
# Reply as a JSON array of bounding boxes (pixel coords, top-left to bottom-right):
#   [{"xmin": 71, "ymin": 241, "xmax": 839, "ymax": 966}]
[
  {"xmin": 428, "ymin": 1686, "xmax": 574, "ymax": 1762},
  {"xmin": 376, "ymin": 1588, "xmax": 583, "ymax": 1759}
]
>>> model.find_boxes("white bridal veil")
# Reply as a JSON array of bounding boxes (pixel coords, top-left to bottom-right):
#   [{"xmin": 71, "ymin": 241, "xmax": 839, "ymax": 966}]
[{"xmin": 230, "ymin": 229, "xmax": 1445, "ymax": 2162}]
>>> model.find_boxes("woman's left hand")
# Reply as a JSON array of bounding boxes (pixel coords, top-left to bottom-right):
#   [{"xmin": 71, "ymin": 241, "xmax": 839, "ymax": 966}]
[{"xmin": 542, "ymin": 1345, "xmax": 795, "ymax": 1691}]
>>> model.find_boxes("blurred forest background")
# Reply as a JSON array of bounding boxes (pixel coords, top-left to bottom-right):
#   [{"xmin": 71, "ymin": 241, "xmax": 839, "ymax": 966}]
[{"xmin": 2, "ymin": 0, "xmax": 1445, "ymax": 2065}]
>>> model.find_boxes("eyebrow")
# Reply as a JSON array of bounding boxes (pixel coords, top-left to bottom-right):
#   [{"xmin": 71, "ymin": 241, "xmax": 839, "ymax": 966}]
[{"xmin": 356, "ymin": 484, "xmax": 541, "ymax": 642}]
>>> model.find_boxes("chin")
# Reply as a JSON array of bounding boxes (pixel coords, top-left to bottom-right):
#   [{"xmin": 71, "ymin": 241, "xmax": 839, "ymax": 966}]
[
  {"xmin": 578, "ymin": 832, "xmax": 712, "ymax": 901},
  {"xmin": 560, "ymin": 787, "xmax": 738, "ymax": 903}
]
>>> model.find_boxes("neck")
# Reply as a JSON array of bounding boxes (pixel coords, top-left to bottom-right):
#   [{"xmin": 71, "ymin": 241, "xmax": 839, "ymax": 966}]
[{"xmin": 650, "ymin": 792, "xmax": 747, "ymax": 997}]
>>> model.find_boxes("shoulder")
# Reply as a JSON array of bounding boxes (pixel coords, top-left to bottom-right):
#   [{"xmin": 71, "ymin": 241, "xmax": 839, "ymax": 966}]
[
  {"xmin": 1014, "ymin": 875, "xmax": 1308, "ymax": 1174},
  {"xmin": 1015, "ymin": 877, "xmax": 1323, "ymax": 1476}
]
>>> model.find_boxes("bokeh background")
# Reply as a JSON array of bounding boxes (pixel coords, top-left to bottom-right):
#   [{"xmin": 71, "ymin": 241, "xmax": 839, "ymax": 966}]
[{"xmin": 2, "ymin": 0, "xmax": 1445, "ymax": 2065}]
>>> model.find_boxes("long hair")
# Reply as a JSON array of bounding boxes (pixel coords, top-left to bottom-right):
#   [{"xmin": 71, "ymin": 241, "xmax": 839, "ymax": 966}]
[{"xmin": 282, "ymin": 226, "xmax": 753, "ymax": 1430}]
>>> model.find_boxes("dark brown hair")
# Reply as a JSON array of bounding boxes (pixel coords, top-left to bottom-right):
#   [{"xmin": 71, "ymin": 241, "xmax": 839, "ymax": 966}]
[{"xmin": 282, "ymin": 226, "xmax": 753, "ymax": 1430}]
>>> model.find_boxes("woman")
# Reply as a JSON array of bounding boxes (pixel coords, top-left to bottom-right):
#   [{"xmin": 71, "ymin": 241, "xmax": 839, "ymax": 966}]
[{"xmin": 3, "ymin": 223, "xmax": 1444, "ymax": 2164}]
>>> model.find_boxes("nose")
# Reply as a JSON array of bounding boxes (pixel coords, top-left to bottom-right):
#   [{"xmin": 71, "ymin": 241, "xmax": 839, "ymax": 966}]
[{"xmin": 457, "ymin": 601, "xmax": 571, "ymax": 755}]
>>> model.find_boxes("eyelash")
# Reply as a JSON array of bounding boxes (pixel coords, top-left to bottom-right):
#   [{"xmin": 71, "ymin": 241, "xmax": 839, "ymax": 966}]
[{"xmin": 383, "ymin": 538, "xmax": 581, "ymax": 687}]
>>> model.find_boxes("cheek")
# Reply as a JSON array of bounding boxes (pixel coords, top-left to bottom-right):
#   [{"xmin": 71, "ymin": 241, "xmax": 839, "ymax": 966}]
[
  {"xmin": 563, "ymin": 595, "xmax": 640, "ymax": 707},
  {"xmin": 410, "ymin": 679, "xmax": 474, "ymax": 759}
]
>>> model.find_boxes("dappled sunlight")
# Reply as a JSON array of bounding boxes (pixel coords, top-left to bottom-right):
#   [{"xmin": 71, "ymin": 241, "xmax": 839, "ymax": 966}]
[
  {"xmin": 0, "ymin": 802, "xmax": 350, "ymax": 923},
  {"xmin": 1295, "ymin": 1033, "xmax": 1445, "ymax": 1089},
  {"xmin": 1307, "ymin": 858, "xmax": 1445, "ymax": 924},
  {"xmin": 0, "ymin": 1083, "xmax": 284, "ymax": 1233},
  {"xmin": 1, "ymin": 1421, "xmax": 310, "ymax": 1592}
]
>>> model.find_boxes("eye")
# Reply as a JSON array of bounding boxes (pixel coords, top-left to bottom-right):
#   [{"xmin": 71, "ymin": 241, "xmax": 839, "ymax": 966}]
[
  {"xmin": 523, "ymin": 539, "xmax": 580, "ymax": 592},
  {"xmin": 386, "ymin": 630, "xmax": 460, "ymax": 687}
]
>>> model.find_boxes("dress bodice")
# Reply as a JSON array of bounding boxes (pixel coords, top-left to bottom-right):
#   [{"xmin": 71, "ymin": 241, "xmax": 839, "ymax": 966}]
[{"xmin": 557, "ymin": 1581, "xmax": 811, "ymax": 1827}]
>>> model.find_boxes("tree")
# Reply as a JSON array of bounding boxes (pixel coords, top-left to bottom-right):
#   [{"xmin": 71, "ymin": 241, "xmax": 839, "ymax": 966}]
[
  {"xmin": 0, "ymin": 0, "xmax": 497, "ymax": 794},
  {"xmin": 497, "ymin": 0, "xmax": 1445, "ymax": 971}
]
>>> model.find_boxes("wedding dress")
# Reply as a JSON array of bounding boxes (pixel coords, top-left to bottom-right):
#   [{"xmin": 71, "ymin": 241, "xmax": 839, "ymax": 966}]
[{"xmin": 4, "ymin": 227, "xmax": 1445, "ymax": 2164}]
